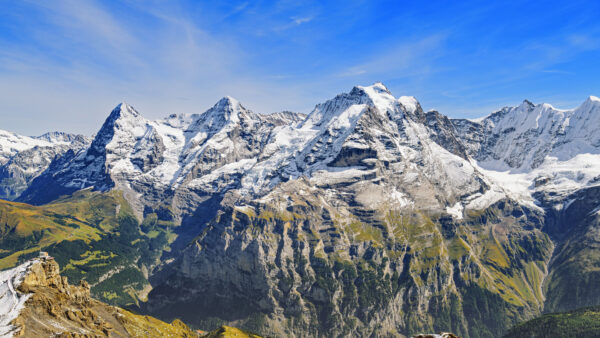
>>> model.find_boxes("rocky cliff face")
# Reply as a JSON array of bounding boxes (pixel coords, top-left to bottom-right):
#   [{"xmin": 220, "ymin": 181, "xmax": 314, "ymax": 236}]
[{"xmin": 145, "ymin": 184, "xmax": 551, "ymax": 337}]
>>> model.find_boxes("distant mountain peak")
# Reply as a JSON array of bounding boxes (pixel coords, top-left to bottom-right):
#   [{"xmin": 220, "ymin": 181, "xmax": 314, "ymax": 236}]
[
  {"xmin": 216, "ymin": 95, "xmax": 241, "ymax": 108},
  {"xmin": 353, "ymin": 82, "xmax": 392, "ymax": 98},
  {"xmin": 111, "ymin": 102, "xmax": 140, "ymax": 119},
  {"xmin": 362, "ymin": 81, "xmax": 391, "ymax": 94},
  {"xmin": 579, "ymin": 95, "xmax": 600, "ymax": 110},
  {"xmin": 517, "ymin": 99, "xmax": 535, "ymax": 111},
  {"xmin": 34, "ymin": 131, "xmax": 85, "ymax": 144},
  {"xmin": 204, "ymin": 96, "xmax": 248, "ymax": 123}
]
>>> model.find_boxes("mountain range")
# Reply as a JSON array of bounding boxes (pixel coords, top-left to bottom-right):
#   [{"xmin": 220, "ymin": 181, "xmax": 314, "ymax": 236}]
[{"xmin": 1, "ymin": 83, "xmax": 599, "ymax": 337}]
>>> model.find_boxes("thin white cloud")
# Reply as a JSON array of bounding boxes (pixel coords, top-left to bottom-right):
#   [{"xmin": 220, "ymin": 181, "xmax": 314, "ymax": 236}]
[
  {"xmin": 337, "ymin": 67, "xmax": 367, "ymax": 77},
  {"xmin": 292, "ymin": 16, "xmax": 313, "ymax": 25},
  {"xmin": 337, "ymin": 33, "xmax": 448, "ymax": 78},
  {"xmin": 541, "ymin": 69, "xmax": 575, "ymax": 75}
]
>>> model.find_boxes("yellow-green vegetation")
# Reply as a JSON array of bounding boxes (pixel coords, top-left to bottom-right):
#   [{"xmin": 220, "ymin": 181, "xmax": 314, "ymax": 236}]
[
  {"xmin": 447, "ymin": 236, "xmax": 470, "ymax": 260},
  {"xmin": 475, "ymin": 230, "xmax": 549, "ymax": 308},
  {"xmin": 62, "ymin": 250, "xmax": 116, "ymax": 271},
  {"xmin": 0, "ymin": 198, "xmax": 102, "ymax": 269},
  {"xmin": 44, "ymin": 189, "xmax": 136, "ymax": 231},
  {"xmin": 102, "ymin": 291, "xmax": 118, "ymax": 300},
  {"xmin": 118, "ymin": 309, "xmax": 199, "ymax": 337},
  {"xmin": 0, "ymin": 190, "xmax": 173, "ymax": 307},
  {"xmin": 346, "ymin": 220, "xmax": 384, "ymax": 244},
  {"xmin": 253, "ymin": 208, "xmax": 303, "ymax": 223},
  {"xmin": 203, "ymin": 325, "xmax": 262, "ymax": 338},
  {"xmin": 0, "ymin": 247, "xmax": 42, "ymax": 270}
]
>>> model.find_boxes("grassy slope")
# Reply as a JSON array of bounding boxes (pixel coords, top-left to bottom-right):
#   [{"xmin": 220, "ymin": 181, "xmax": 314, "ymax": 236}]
[
  {"xmin": 0, "ymin": 190, "xmax": 172, "ymax": 306},
  {"xmin": 0, "ymin": 197, "xmax": 102, "ymax": 269},
  {"xmin": 119, "ymin": 310, "xmax": 200, "ymax": 337},
  {"xmin": 503, "ymin": 306, "xmax": 600, "ymax": 338},
  {"xmin": 203, "ymin": 325, "xmax": 262, "ymax": 338}
]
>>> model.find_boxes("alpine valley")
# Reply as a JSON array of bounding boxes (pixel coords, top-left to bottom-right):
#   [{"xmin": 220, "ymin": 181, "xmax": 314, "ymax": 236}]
[{"xmin": 2, "ymin": 83, "xmax": 600, "ymax": 337}]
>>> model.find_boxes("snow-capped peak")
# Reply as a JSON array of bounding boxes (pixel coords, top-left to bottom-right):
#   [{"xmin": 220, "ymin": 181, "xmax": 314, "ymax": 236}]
[
  {"xmin": 214, "ymin": 96, "xmax": 242, "ymax": 111},
  {"xmin": 577, "ymin": 95, "xmax": 600, "ymax": 111},
  {"xmin": 367, "ymin": 81, "xmax": 392, "ymax": 94},
  {"xmin": 111, "ymin": 102, "xmax": 140, "ymax": 119},
  {"xmin": 302, "ymin": 82, "xmax": 404, "ymax": 129},
  {"xmin": 518, "ymin": 99, "xmax": 535, "ymax": 110},
  {"xmin": 83, "ymin": 102, "xmax": 149, "ymax": 171},
  {"xmin": 357, "ymin": 83, "xmax": 424, "ymax": 118},
  {"xmin": 186, "ymin": 96, "xmax": 252, "ymax": 135},
  {"xmin": 33, "ymin": 132, "xmax": 81, "ymax": 144},
  {"xmin": 95, "ymin": 102, "xmax": 146, "ymax": 142},
  {"xmin": 209, "ymin": 96, "xmax": 247, "ymax": 121},
  {"xmin": 356, "ymin": 82, "xmax": 397, "ymax": 114}
]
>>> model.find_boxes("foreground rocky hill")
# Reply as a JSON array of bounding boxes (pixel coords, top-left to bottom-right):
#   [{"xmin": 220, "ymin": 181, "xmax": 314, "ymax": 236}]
[
  {"xmin": 0, "ymin": 254, "xmax": 198, "ymax": 337},
  {"xmin": 0, "ymin": 83, "xmax": 599, "ymax": 337}
]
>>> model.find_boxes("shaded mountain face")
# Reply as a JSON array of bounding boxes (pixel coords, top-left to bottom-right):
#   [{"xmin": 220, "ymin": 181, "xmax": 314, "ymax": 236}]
[{"xmin": 2, "ymin": 84, "xmax": 600, "ymax": 337}]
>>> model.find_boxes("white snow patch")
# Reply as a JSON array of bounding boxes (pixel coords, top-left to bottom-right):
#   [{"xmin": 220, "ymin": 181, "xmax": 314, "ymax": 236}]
[
  {"xmin": 328, "ymin": 104, "xmax": 368, "ymax": 130},
  {"xmin": 446, "ymin": 202, "xmax": 464, "ymax": 220},
  {"xmin": 0, "ymin": 260, "xmax": 37, "ymax": 337},
  {"xmin": 465, "ymin": 189, "xmax": 505, "ymax": 211},
  {"xmin": 391, "ymin": 189, "xmax": 414, "ymax": 208},
  {"xmin": 473, "ymin": 153, "xmax": 600, "ymax": 209},
  {"xmin": 188, "ymin": 158, "xmax": 257, "ymax": 188},
  {"xmin": 310, "ymin": 167, "xmax": 375, "ymax": 186},
  {"xmin": 359, "ymin": 83, "xmax": 397, "ymax": 114},
  {"xmin": 398, "ymin": 96, "xmax": 418, "ymax": 113},
  {"xmin": 590, "ymin": 204, "xmax": 600, "ymax": 216},
  {"xmin": 467, "ymin": 116, "xmax": 486, "ymax": 123}
]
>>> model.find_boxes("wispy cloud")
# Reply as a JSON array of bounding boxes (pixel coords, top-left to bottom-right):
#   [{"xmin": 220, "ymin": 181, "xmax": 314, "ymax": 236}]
[
  {"xmin": 338, "ymin": 67, "xmax": 367, "ymax": 77},
  {"xmin": 541, "ymin": 69, "xmax": 575, "ymax": 75},
  {"xmin": 523, "ymin": 32, "xmax": 600, "ymax": 72},
  {"xmin": 336, "ymin": 33, "xmax": 448, "ymax": 78},
  {"xmin": 292, "ymin": 16, "xmax": 313, "ymax": 25}
]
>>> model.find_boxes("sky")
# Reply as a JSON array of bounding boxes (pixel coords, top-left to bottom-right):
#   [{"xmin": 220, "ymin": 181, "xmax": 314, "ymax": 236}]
[{"xmin": 1, "ymin": 0, "xmax": 599, "ymax": 135}]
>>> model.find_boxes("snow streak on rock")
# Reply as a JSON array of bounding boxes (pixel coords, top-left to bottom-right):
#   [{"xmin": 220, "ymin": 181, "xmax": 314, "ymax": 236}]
[{"xmin": 0, "ymin": 260, "xmax": 36, "ymax": 337}]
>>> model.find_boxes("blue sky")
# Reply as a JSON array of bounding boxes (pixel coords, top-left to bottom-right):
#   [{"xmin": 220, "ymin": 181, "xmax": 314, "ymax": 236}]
[{"xmin": 1, "ymin": 0, "xmax": 599, "ymax": 135}]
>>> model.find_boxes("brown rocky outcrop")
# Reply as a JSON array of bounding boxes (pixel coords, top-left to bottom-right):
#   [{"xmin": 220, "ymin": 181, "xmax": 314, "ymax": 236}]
[{"xmin": 10, "ymin": 257, "xmax": 198, "ymax": 337}]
